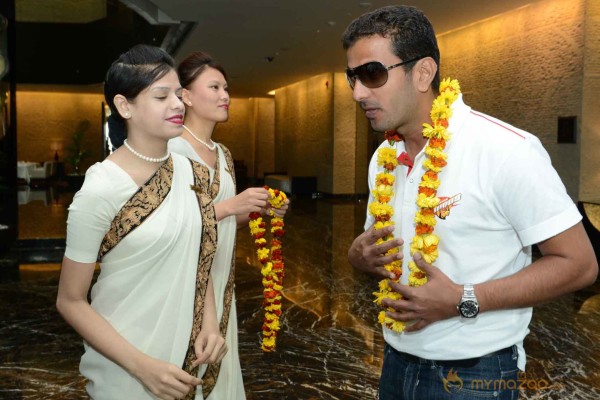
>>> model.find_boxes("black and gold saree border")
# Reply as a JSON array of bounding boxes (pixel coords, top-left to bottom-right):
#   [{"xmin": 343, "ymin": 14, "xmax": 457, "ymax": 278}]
[
  {"xmin": 98, "ymin": 156, "xmax": 174, "ymax": 259},
  {"xmin": 197, "ymin": 144, "xmax": 238, "ymax": 398},
  {"xmin": 183, "ymin": 159, "xmax": 218, "ymax": 400}
]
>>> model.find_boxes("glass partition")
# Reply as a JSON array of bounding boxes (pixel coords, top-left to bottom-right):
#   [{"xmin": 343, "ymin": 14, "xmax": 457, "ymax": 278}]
[{"xmin": 0, "ymin": 1, "xmax": 16, "ymax": 256}]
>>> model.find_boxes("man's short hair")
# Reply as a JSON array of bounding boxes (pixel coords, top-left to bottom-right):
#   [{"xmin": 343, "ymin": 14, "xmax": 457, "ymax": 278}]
[{"xmin": 342, "ymin": 5, "xmax": 441, "ymax": 92}]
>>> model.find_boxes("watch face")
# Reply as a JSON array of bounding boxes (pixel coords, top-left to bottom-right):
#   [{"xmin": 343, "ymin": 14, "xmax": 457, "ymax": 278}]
[{"xmin": 459, "ymin": 300, "xmax": 479, "ymax": 318}]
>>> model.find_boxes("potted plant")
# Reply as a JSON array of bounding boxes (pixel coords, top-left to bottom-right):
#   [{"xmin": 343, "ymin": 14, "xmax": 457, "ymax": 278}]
[{"xmin": 65, "ymin": 120, "xmax": 91, "ymax": 176}]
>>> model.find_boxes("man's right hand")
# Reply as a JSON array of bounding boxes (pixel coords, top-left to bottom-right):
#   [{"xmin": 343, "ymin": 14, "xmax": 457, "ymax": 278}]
[{"xmin": 347, "ymin": 224, "xmax": 403, "ymax": 279}]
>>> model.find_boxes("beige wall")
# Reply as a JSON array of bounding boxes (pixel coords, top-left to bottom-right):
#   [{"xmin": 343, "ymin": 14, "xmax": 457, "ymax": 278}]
[
  {"xmin": 262, "ymin": 72, "xmax": 369, "ymax": 195},
  {"xmin": 212, "ymin": 97, "xmax": 275, "ymax": 179},
  {"xmin": 355, "ymin": 102, "xmax": 370, "ymax": 195},
  {"xmin": 332, "ymin": 73, "xmax": 357, "ymax": 195},
  {"xmin": 220, "ymin": 72, "xmax": 364, "ymax": 195},
  {"xmin": 251, "ymin": 98, "xmax": 275, "ymax": 178},
  {"xmin": 274, "ymin": 73, "xmax": 334, "ymax": 193},
  {"xmin": 581, "ymin": 0, "xmax": 600, "ymax": 203},
  {"xmin": 437, "ymin": 0, "xmax": 585, "ymax": 199},
  {"xmin": 216, "ymin": 74, "xmax": 365, "ymax": 194},
  {"xmin": 332, "ymin": 72, "xmax": 371, "ymax": 195},
  {"xmin": 213, "ymin": 97, "xmax": 251, "ymax": 170},
  {"xmin": 17, "ymin": 85, "xmax": 104, "ymax": 174}
]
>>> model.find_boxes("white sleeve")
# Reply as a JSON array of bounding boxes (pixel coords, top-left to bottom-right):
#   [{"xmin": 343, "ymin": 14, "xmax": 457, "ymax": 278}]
[
  {"xmin": 64, "ymin": 169, "xmax": 117, "ymax": 263},
  {"xmin": 491, "ymin": 136, "xmax": 581, "ymax": 246}
]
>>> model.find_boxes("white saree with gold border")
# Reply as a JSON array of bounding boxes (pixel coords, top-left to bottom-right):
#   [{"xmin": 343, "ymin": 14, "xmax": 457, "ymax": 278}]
[
  {"xmin": 169, "ymin": 137, "xmax": 245, "ymax": 400},
  {"xmin": 65, "ymin": 153, "xmax": 216, "ymax": 400}
]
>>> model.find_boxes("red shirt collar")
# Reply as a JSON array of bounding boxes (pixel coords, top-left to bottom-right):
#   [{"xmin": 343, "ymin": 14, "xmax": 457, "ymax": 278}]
[{"xmin": 397, "ymin": 151, "xmax": 414, "ymax": 175}]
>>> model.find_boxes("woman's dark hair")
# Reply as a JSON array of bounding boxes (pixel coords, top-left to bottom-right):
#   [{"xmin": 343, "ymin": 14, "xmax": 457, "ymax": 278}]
[
  {"xmin": 342, "ymin": 5, "xmax": 441, "ymax": 92},
  {"xmin": 177, "ymin": 51, "xmax": 227, "ymax": 89},
  {"xmin": 104, "ymin": 44, "xmax": 176, "ymax": 148}
]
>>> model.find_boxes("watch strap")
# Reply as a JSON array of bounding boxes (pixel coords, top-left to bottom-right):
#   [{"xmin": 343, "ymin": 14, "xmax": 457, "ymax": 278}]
[{"xmin": 463, "ymin": 283, "xmax": 476, "ymax": 300}]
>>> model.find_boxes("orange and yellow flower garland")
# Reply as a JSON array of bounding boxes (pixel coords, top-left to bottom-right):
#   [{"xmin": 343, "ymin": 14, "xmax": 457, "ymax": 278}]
[
  {"xmin": 248, "ymin": 187, "xmax": 287, "ymax": 351},
  {"xmin": 372, "ymin": 78, "xmax": 461, "ymax": 332}
]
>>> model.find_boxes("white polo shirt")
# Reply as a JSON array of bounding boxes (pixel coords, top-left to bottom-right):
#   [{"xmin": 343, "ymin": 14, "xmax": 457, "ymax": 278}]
[{"xmin": 364, "ymin": 95, "xmax": 581, "ymax": 370}]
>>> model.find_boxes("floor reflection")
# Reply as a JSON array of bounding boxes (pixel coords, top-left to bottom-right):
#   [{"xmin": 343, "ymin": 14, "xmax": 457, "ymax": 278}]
[
  {"xmin": 1, "ymin": 196, "xmax": 599, "ymax": 399},
  {"xmin": 18, "ymin": 186, "xmax": 73, "ymax": 240},
  {"xmin": 236, "ymin": 198, "xmax": 383, "ymax": 399}
]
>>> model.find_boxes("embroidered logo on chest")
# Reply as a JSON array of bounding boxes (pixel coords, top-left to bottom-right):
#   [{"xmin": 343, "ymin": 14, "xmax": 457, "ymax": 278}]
[{"xmin": 434, "ymin": 193, "xmax": 462, "ymax": 219}]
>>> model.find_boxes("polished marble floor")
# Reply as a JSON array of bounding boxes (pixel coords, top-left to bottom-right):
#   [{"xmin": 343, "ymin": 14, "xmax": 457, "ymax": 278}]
[{"xmin": 1, "ymin": 193, "xmax": 599, "ymax": 399}]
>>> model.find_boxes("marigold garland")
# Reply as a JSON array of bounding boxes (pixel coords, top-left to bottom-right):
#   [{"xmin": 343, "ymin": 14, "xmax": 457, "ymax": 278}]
[
  {"xmin": 371, "ymin": 78, "xmax": 461, "ymax": 332},
  {"xmin": 248, "ymin": 187, "xmax": 287, "ymax": 351}
]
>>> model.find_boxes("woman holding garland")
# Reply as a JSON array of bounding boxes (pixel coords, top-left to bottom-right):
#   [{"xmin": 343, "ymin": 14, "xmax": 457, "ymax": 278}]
[
  {"xmin": 56, "ymin": 44, "xmax": 226, "ymax": 400},
  {"xmin": 168, "ymin": 51, "xmax": 289, "ymax": 399}
]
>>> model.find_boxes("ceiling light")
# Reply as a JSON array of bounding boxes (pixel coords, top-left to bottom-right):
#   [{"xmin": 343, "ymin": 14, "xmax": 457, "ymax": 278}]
[{"xmin": 267, "ymin": 90, "xmax": 276, "ymax": 96}]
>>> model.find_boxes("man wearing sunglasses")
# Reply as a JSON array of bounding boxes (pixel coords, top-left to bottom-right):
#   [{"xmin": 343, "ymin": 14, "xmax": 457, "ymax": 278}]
[{"xmin": 344, "ymin": 5, "xmax": 597, "ymax": 400}]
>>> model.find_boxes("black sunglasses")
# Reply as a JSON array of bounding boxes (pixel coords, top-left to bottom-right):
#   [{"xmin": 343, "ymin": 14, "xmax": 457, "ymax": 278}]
[{"xmin": 345, "ymin": 56, "xmax": 425, "ymax": 89}]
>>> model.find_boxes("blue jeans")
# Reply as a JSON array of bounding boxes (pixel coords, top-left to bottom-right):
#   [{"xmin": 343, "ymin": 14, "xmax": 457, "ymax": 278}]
[{"xmin": 379, "ymin": 344, "xmax": 519, "ymax": 400}]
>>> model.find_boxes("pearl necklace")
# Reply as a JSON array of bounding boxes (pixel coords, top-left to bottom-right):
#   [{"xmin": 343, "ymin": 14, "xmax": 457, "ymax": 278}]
[
  {"xmin": 123, "ymin": 139, "xmax": 170, "ymax": 163},
  {"xmin": 182, "ymin": 124, "xmax": 217, "ymax": 151}
]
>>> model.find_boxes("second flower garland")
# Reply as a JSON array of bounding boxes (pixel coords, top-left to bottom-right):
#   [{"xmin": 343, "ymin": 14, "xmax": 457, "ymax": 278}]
[
  {"xmin": 248, "ymin": 187, "xmax": 287, "ymax": 352},
  {"xmin": 371, "ymin": 78, "xmax": 461, "ymax": 333}
]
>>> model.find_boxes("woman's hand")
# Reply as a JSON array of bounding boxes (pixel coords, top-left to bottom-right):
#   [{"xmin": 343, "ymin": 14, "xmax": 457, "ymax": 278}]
[
  {"xmin": 262, "ymin": 198, "xmax": 290, "ymax": 218},
  {"xmin": 192, "ymin": 277, "xmax": 227, "ymax": 367},
  {"xmin": 133, "ymin": 354, "xmax": 201, "ymax": 400},
  {"xmin": 215, "ymin": 187, "xmax": 269, "ymax": 221},
  {"xmin": 192, "ymin": 327, "xmax": 227, "ymax": 367},
  {"xmin": 230, "ymin": 187, "xmax": 269, "ymax": 215}
]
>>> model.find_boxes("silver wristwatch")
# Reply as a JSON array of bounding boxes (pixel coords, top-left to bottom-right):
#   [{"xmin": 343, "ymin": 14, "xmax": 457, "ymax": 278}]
[{"xmin": 457, "ymin": 283, "xmax": 479, "ymax": 318}]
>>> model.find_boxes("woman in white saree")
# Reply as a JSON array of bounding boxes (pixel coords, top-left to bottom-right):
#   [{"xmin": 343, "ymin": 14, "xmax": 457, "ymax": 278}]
[
  {"xmin": 168, "ymin": 52, "xmax": 289, "ymax": 399},
  {"xmin": 57, "ymin": 45, "xmax": 226, "ymax": 400}
]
